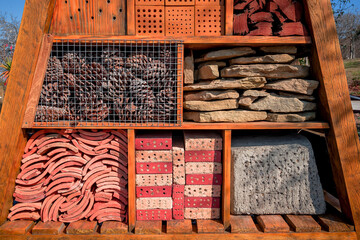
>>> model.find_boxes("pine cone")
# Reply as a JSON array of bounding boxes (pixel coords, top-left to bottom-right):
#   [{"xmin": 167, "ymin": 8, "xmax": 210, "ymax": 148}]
[
  {"xmin": 39, "ymin": 82, "xmax": 71, "ymax": 108},
  {"xmin": 102, "ymin": 47, "xmax": 124, "ymax": 70},
  {"xmin": 35, "ymin": 105, "xmax": 70, "ymax": 121},
  {"xmin": 125, "ymin": 54, "xmax": 152, "ymax": 76},
  {"xmin": 143, "ymin": 60, "xmax": 171, "ymax": 87},
  {"xmin": 62, "ymin": 53, "xmax": 86, "ymax": 74},
  {"xmin": 45, "ymin": 56, "xmax": 63, "ymax": 82},
  {"xmin": 154, "ymin": 88, "xmax": 176, "ymax": 121}
]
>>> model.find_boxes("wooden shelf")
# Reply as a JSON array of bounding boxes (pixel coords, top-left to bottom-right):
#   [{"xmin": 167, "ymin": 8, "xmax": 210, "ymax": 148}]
[
  {"xmin": 28, "ymin": 121, "xmax": 329, "ymax": 130},
  {"xmin": 53, "ymin": 35, "xmax": 312, "ymax": 48}
]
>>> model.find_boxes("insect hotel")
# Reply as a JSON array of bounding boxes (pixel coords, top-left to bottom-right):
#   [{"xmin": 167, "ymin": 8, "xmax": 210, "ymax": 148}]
[{"xmin": 0, "ymin": 0, "xmax": 360, "ymax": 239}]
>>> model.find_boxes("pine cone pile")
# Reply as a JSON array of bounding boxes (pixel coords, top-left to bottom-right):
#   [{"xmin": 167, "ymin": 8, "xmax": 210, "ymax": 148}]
[{"xmin": 35, "ymin": 45, "xmax": 178, "ymax": 123}]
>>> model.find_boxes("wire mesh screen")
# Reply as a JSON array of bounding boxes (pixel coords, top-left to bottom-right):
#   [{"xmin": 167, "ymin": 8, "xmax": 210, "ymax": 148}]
[{"xmin": 34, "ymin": 39, "xmax": 183, "ymax": 127}]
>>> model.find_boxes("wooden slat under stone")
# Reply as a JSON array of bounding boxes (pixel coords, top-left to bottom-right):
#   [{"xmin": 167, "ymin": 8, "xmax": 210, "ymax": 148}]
[
  {"xmin": 101, "ymin": 221, "xmax": 128, "ymax": 234},
  {"xmin": 135, "ymin": 220, "xmax": 162, "ymax": 234},
  {"xmin": 230, "ymin": 215, "xmax": 259, "ymax": 233},
  {"xmin": 196, "ymin": 220, "xmax": 224, "ymax": 233},
  {"xmin": 0, "ymin": 221, "xmax": 35, "ymax": 235},
  {"xmin": 66, "ymin": 221, "xmax": 98, "ymax": 235},
  {"xmin": 317, "ymin": 214, "xmax": 354, "ymax": 232},
  {"xmin": 284, "ymin": 215, "xmax": 321, "ymax": 232},
  {"xmin": 166, "ymin": 220, "xmax": 193, "ymax": 234},
  {"xmin": 32, "ymin": 221, "xmax": 65, "ymax": 235},
  {"xmin": 256, "ymin": 215, "xmax": 290, "ymax": 233}
]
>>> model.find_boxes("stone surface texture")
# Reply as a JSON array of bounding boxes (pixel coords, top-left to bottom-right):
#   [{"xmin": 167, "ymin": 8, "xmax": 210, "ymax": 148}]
[
  {"xmin": 238, "ymin": 96, "xmax": 258, "ymax": 107},
  {"xmin": 243, "ymin": 90, "xmax": 270, "ymax": 97},
  {"xmin": 278, "ymin": 92, "xmax": 316, "ymax": 101},
  {"xmin": 231, "ymin": 134, "xmax": 326, "ymax": 215},
  {"xmin": 266, "ymin": 112, "xmax": 316, "ymax": 122},
  {"xmin": 264, "ymin": 79, "xmax": 319, "ymax": 95},
  {"xmin": 184, "ymin": 90, "xmax": 239, "ymax": 101},
  {"xmin": 260, "ymin": 46, "xmax": 297, "ymax": 54},
  {"xmin": 184, "ymin": 52, "xmax": 194, "ymax": 84},
  {"xmin": 183, "ymin": 77, "xmax": 267, "ymax": 91},
  {"xmin": 184, "ymin": 110, "xmax": 267, "ymax": 123},
  {"xmin": 198, "ymin": 65, "xmax": 220, "ymax": 80},
  {"xmin": 184, "ymin": 99, "xmax": 239, "ymax": 111},
  {"xmin": 221, "ymin": 64, "xmax": 310, "ymax": 79},
  {"xmin": 230, "ymin": 54, "xmax": 295, "ymax": 65},
  {"xmin": 195, "ymin": 47, "xmax": 256, "ymax": 62},
  {"xmin": 198, "ymin": 61, "xmax": 227, "ymax": 69}
]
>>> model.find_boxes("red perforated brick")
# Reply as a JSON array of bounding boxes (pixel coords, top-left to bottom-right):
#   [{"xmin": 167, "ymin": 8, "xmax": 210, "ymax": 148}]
[
  {"xmin": 173, "ymin": 184, "xmax": 185, "ymax": 197},
  {"xmin": 166, "ymin": 0, "xmax": 195, "ymax": 5},
  {"xmin": 185, "ymin": 150, "xmax": 222, "ymax": 162},
  {"xmin": 136, "ymin": 174, "xmax": 172, "ymax": 186},
  {"xmin": 184, "ymin": 131, "xmax": 222, "ymax": 150},
  {"xmin": 195, "ymin": 0, "xmax": 224, "ymax": 5},
  {"xmin": 166, "ymin": 7, "xmax": 194, "ymax": 36},
  {"xmin": 195, "ymin": 6, "xmax": 223, "ymax": 36},
  {"xmin": 184, "ymin": 197, "xmax": 221, "ymax": 208},
  {"xmin": 173, "ymin": 185, "xmax": 185, "ymax": 220},
  {"xmin": 186, "ymin": 174, "xmax": 222, "ymax": 185},
  {"xmin": 185, "ymin": 162, "xmax": 222, "ymax": 174},
  {"xmin": 136, "ymin": 6, "xmax": 165, "ymax": 36},
  {"xmin": 136, "ymin": 162, "xmax": 173, "ymax": 174},
  {"xmin": 184, "ymin": 185, "xmax": 221, "ymax": 197},
  {"xmin": 136, "ymin": 197, "xmax": 173, "ymax": 209},
  {"xmin": 135, "ymin": 132, "xmax": 172, "ymax": 150},
  {"xmin": 137, "ymin": 209, "xmax": 172, "ymax": 221},
  {"xmin": 136, "ymin": 0, "xmax": 164, "ymax": 6},
  {"xmin": 184, "ymin": 208, "xmax": 220, "ymax": 219},
  {"xmin": 136, "ymin": 150, "xmax": 173, "ymax": 162},
  {"xmin": 136, "ymin": 186, "xmax": 172, "ymax": 198}
]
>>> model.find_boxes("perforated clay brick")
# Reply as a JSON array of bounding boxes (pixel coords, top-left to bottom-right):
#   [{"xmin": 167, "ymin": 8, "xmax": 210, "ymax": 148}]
[
  {"xmin": 195, "ymin": 0, "xmax": 223, "ymax": 5},
  {"xmin": 184, "ymin": 185, "xmax": 221, "ymax": 197},
  {"xmin": 172, "ymin": 185, "xmax": 185, "ymax": 219},
  {"xmin": 184, "ymin": 131, "xmax": 222, "ymax": 150},
  {"xmin": 137, "ymin": 209, "xmax": 172, "ymax": 221},
  {"xmin": 184, "ymin": 197, "xmax": 221, "ymax": 208},
  {"xmin": 136, "ymin": 0, "xmax": 164, "ymax": 5},
  {"xmin": 166, "ymin": 7, "xmax": 194, "ymax": 36},
  {"xmin": 136, "ymin": 132, "xmax": 172, "ymax": 150},
  {"xmin": 195, "ymin": 6, "xmax": 223, "ymax": 36},
  {"xmin": 136, "ymin": 162, "xmax": 173, "ymax": 174},
  {"xmin": 173, "ymin": 184, "xmax": 185, "ymax": 197},
  {"xmin": 136, "ymin": 197, "xmax": 173, "ymax": 210},
  {"xmin": 185, "ymin": 150, "xmax": 222, "ymax": 162},
  {"xmin": 136, "ymin": 150, "xmax": 173, "ymax": 162},
  {"xmin": 136, "ymin": 6, "xmax": 165, "ymax": 36},
  {"xmin": 136, "ymin": 186, "xmax": 172, "ymax": 198},
  {"xmin": 136, "ymin": 174, "xmax": 173, "ymax": 186},
  {"xmin": 185, "ymin": 162, "xmax": 222, "ymax": 174},
  {"xmin": 166, "ymin": 0, "xmax": 195, "ymax": 5},
  {"xmin": 186, "ymin": 174, "xmax": 222, "ymax": 185},
  {"xmin": 172, "ymin": 138, "xmax": 185, "ymax": 185},
  {"xmin": 184, "ymin": 208, "xmax": 220, "ymax": 219}
]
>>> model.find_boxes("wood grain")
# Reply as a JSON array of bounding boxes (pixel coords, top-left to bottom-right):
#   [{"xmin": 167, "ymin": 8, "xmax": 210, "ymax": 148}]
[
  {"xmin": 66, "ymin": 221, "xmax": 98, "ymax": 235},
  {"xmin": 324, "ymin": 191, "xmax": 342, "ymax": 213},
  {"xmin": 22, "ymin": 34, "xmax": 54, "ymax": 128},
  {"xmin": 166, "ymin": 220, "xmax": 193, "ymax": 234},
  {"xmin": 0, "ymin": 221, "xmax": 35, "ymax": 235},
  {"xmin": 135, "ymin": 221, "xmax": 162, "ymax": 234},
  {"xmin": 304, "ymin": 1, "xmax": 360, "ymax": 239},
  {"xmin": 230, "ymin": 215, "xmax": 258, "ymax": 233},
  {"xmin": 317, "ymin": 214, "xmax": 353, "ymax": 232},
  {"xmin": 257, "ymin": 215, "xmax": 290, "ymax": 233},
  {"xmin": 128, "ymin": 129, "xmax": 136, "ymax": 232},
  {"xmin": 197, "ymin": 220, "xmax": 224, "ymax": 233},
  {"xmin": 284, "ymin": 215, "xmax": 321, "ymax": 232},
  {"xmin": 222, "ymin": 130, "xmax": 231, "ymax": 230},
  {"xmin": 225, "ymin": 0, "xmax": 234, "ymax": 35},
  {"xmin": 127, "ymin": 0, "xmax": 135, "ymax": 35},
  {"xmin": 100, "ymin": 221, "xmax": 128, "ymax": 234},
  {"xmin": 32, "ymin": 222, "xmax": 65, "ymax": 235},
  {"xmin": 0, "ymin": 0, "xmax": 55, "ymax": 224}
]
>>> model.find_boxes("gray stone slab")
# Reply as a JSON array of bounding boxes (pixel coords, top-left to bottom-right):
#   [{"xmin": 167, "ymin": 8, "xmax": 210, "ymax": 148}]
[{"xmin": 231, "ymin": 134, "xmax": 326, "ymax": 215}]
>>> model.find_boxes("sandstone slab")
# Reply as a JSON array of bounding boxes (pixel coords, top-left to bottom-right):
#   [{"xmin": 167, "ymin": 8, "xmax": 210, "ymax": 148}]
[
  {"xmin": 238, "ymin": 96, "xmax": 257, "ymax": 107},
  {"xmin": 248, "ymin": 95, "xmax": 316, "ymax": 113},
  {"xmin": 183, "ymin": 77, "xmax": 267, "ymax": 91},
  {"xmin": 231, "ymin": 134, "xmax": 326, "ymax": 214},
  {"xmin": 198, "ymin": 61, "xmax": 227, "ymax": 69},
  {"xmin": 221, "ymin": 64, "xmax": 310, "ymax": 79},
  {"xmin": 184, "ymin": 90, "xmax": 239, "ymax": 101},
  {"xmin": 243, "ymin": 90, "xmax": 270, "ymax": 97},
  {"xmin": 230, "ymin": 54, "xmax": 295, "ymax": 65},
  {"xmin": 195, "ymin": 47, "xmax": 256, "ymax": 63},
  {"xmin": 264, "ymin": 79, "xmax": 319, "ymax": 95},
  {"xmin": 184, "ymin": 110, "xmax": 268, "ymax": 123},
  {"xmin": 266, "ymin": 112, "xmax": 316, "ymax": 122},
  {"xmin": 184, "ymin": 99, "xmax": 238, "ymax": 111},
  {"xmin": 184, "ymin": 51, "xmax": 194, "ymax": 84},
  {"xmin": 198, "ymin": 65, "xmax": 219, "ymax": 80},
  {"xmin": 278, "ymin": 92, "xmax": 316, "ymax": 101},
  {"xmin": 260, "ymin": 46, "xmax": 297, "ymax": 54}
]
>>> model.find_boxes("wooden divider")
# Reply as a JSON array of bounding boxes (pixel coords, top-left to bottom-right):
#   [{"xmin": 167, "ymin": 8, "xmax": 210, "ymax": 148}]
[
  {"xmin": 128, "ymin": 129, "xmax": 136, "ymax": 232},
  {"xmin": 222, "ymin": 130, "xmax": 231, "ymax": 229}
]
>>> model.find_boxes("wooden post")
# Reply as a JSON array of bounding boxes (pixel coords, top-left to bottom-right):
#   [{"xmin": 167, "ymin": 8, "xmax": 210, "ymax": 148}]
[
  {"xmin": 304, "ymin": 0, "xmax": 360, "ymax": 238},
  {"xmin": 127, "ymin": 0, "xmax": 135, "ymax": 35},
  {"xmin": 0, "ymin": 0, "xmax": 56, "ymax": 223},
  {"xmin": 127, "ymin": 129, "xmax": 136, "ymax": 232},
  {"xmin": 222, "ymin": 130, "xmax": 231, "ymax": 230}
]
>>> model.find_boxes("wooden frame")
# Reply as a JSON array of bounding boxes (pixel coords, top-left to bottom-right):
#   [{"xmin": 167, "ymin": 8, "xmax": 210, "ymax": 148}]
[{"xmin": 1, "ymin": 0, "xmax": 360, "ymax": 239}]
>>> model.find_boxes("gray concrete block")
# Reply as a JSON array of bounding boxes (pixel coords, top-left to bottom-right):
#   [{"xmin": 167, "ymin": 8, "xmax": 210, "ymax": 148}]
[{"xmin": 231, "ymin": 134, "xmax": 326, "ymax": 215}]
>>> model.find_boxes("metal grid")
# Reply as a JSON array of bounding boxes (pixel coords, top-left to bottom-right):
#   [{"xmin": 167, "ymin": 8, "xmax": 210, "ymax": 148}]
[{"xmin": 34, "ymin": 39, "xmax": 183, "ymax": 127}]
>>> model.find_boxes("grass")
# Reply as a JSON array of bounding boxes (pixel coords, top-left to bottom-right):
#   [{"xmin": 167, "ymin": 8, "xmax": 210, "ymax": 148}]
[{"xmin": 344, "ymin": 60, "xmax": 360, "ymax": 69}]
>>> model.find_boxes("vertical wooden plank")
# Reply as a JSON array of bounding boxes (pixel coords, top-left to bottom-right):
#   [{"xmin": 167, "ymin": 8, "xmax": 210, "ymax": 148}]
[
  {"xmin": 32, "ymin": 222, "xmax": 65, "ymax": 235},
  {"xmin": 225, "ymin": 0, "xmax": 233, "ymax": 35},
  {"xmin": 0, "ymin": 221, "xmax": 35, "ymax": 235},
  {"xmin": 221, "ymin": 130, "xmax": 231, "ymax": 230},
  {"xmin": 127, "ymin": 0, "xmax": 136, "ymax": 35},
  {"xmin": 230, "ymin": 215, "xmax": 258, "ymax": 233},
  {"xmin": 256, "ymin": 215, "xmax": 290, "ymax": 233},
  {"xmin": 284, "ymin": 215, "xmax": 321, "ymax": 232},
  {"xmin": 22, "ymin": 34, "xmax": 53, "ymax": 128},
  {"xmin": 304, "ymin": 0, "xmax": 360, "ymax": 237},
  {"xmin": 0, "ymin": 0, "xmax": 56, "ymax": 223},
  {"xmin": 128, "ymin": 129, "xmax": 136, "ymax": 232}
]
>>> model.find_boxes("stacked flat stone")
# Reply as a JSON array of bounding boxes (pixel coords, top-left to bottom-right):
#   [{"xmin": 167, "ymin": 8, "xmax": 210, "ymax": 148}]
[
  {"xmin": 135, "ymin": 132, "xmax": 173, "ymax": 221},
  {"xmin": 183, "ymin": 131, "xmax": 222, "ymax": 219},
  {"xmin": 231, "ymin": 134, "xmax": 326, "ymax": 215},
  {"xmin": 183, "ymin": 46, "xmax": 319, "ymax": 123}
]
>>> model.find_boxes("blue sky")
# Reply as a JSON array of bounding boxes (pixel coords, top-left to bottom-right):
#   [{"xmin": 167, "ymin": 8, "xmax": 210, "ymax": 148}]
[{"xmin": 1, "ymin": 0, "xmax": 359, "ymax": 21}]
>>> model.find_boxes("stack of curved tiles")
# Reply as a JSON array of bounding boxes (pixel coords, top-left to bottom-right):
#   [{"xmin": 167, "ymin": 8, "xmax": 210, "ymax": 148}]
[
  {"xmin": 183, "ymin": 131, "xmax": 222, "ymax": 219},
  {"xmin": 8, "ymin": 129, "xmax": 128, "ymax": 223},
  {"xmin": 135, "ymin": 132, "xmax": 173, "ymax": 220}
]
